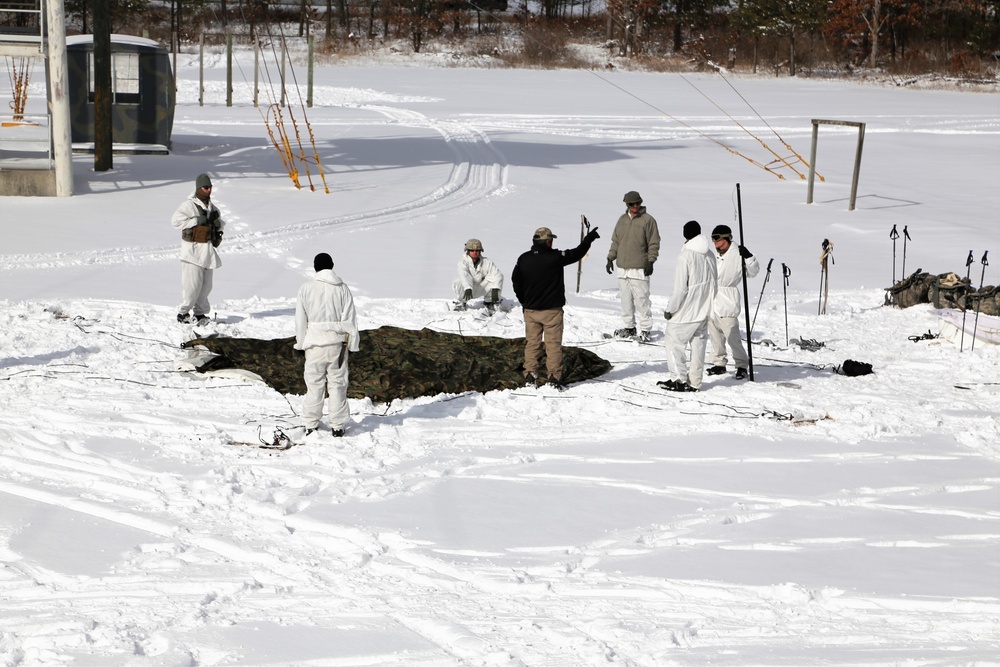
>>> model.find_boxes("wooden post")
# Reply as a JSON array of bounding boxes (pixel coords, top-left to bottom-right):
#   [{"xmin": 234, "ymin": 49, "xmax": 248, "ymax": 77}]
[
  {"xmin": 280, "ymin": 38, "xmax": 287, "ymax": 108},
  {"xmin": 46, "ymin": 0, "xmax": 74, "ymax": 195},
  {"xmin": 199, "ymin": 31, "xmax": 204, "ymax": 107},
  {"xmin": 253, "ymin": 36, "xmax": 259, "ymax": 108},
  {"xmin": 92, "ymin": 0, "xmax": 112, "ymax": 171},
  {"xmin": 307, "ymin": 35, "xmax": 314, "ymax": 108},
  {"xmin": 226, "ymin": 33, "xmax": 233, "ymax": 107}
]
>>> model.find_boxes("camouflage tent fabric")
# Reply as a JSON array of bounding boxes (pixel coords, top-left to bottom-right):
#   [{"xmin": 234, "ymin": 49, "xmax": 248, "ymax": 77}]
[
  {"xmin": 182, "ymin": 326, "xmax": 612, "ymax": 403},
  {"xmin": 887, "ymin": 268, "xmax": 999, "ymax": 316}
]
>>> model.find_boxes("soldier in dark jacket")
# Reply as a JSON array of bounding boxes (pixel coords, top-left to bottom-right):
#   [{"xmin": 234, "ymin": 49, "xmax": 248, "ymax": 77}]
[{"xmin": 512, "ymin": 225, "xmax": 600, "ymax": 388}]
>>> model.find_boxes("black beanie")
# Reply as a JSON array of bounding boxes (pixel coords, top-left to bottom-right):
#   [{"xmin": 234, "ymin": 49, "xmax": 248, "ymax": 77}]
[
  {"xmin": 314, "ymin": 253, "xmax": 334, "ymax": 272},
  {"xmin": 711, "ymin": 224, "xmax": 732, "ymax": 237},
  {"xmin": 683, "ymin": 220, "xmax": 701, "ymax": 240}
]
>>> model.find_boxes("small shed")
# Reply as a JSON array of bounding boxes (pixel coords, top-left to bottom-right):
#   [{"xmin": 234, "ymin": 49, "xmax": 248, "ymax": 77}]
[{"xmin": 65, "ymin": 34, "xmax": 175, "ymax": 150}]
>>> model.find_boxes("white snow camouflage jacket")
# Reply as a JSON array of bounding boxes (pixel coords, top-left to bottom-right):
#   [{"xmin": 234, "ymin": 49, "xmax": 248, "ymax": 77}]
[
  {"xmin": 455, "ymin": 254, "xmax": 504, "ymax": 293},
  {"xmin": 170, "ymin": 195, "xmax": 225, "ymax": 269},
  {"xmin": 295, "ymin": 269, "xmax": 361, "ymax": 352},
  {"xmin": 666, "ymin": 234, "xmax": 718, "ymax": 324},
  {"xmin": 713, "ymin": 248, "xmax": 760, "ymax": 318}
]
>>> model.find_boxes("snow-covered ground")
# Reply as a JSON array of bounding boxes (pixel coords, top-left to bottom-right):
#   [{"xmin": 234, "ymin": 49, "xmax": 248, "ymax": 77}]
[{"xmin": 1, "ymin": 50, "xmax": 998, "ymax": 665}]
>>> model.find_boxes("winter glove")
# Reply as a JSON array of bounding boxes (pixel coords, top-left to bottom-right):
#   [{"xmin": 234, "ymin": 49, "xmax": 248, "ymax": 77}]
[
  {"xmin": 584, "ymin": 227, "xmax": 600, "ymax": 244},
  {"xmin": 463, "ymin": 289, "xmax": 473, "ymax": 302},
  {"xmin": 738, "ymin": 245, "xmax": 753, "ymax": 259},
  {"xmin": 490, "ymin": 288, "xmax": 500, "ymax": 304},
  {"xmin": 606, "ymin": 259, "xmax": 614, "ymax": 275},
  {"xmin": 664, "ymin": 310, "xmax": 673, "ymax": 320},
  {"xmin": 195, "ymin": 213, "xmax": 208, "ymax": 226},
  {"xmin": 644, "ymin": 261, "xmax": 654, "ymax": 276}
]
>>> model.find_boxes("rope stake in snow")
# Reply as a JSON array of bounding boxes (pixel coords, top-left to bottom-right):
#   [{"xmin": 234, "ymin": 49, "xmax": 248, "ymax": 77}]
[
  {"xmin": 889, "ymin": 224, "xmax": 899, "ymax": 284},
  {"xmin": 781, "ymin": 263, "xmax": 791, "ymax": 347},
  {"xmin": 818, "ymin": 239, "xmax": 834, "ymax": 315},
  {"xmin": 735, "ymin": 184, "xmax": 755, "ymax": 381},
  {"xmin": 751, "ymin": 258, "xmax": 773, "ymax": 335},
  {"xmin": 960, "ymin": 250, "xmax": 974, "ymax": 352},
  {"xmin": 971, "ymin": 250, "xmax": 990, "ymax": 352},
  {"xmin": 902, "ymin": 226, "xmax": 912, "ymax": 278}
]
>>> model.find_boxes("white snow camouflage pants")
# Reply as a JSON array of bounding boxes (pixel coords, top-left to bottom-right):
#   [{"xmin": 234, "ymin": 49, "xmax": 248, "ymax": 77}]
[
  {"xmin": 665, "ymin": 319, "xmax": 709, "ymax": 389},
  {"xmin": 179, "ymin": 262, "xmax": 214, "ymax": 317},
  {"xmin": 302, "ymin": 345, "xmax": 351, "ymax": 430},
  {"xmin": 617, "ymin": 275, "xmax": 652, "ymax": 333}
]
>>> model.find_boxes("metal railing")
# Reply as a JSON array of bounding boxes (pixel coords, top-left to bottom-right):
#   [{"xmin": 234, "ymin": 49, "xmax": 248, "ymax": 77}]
[
  {"xmin": 0, "ymin": 113, "xmax": 53, "ymax": 169},
  {"xmin": 0, "ymin": 0, "xmax": 44, "ymax": 48}
]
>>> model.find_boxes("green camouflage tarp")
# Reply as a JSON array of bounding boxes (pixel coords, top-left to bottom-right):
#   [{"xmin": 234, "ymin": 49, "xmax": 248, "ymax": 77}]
[
  {"xmin": 182, "ymin": 326, "xmax": 612, "ymax": 403},
  {"xmin": 886, "ymin": 268, "xmax": 999, "ymax": 315}
]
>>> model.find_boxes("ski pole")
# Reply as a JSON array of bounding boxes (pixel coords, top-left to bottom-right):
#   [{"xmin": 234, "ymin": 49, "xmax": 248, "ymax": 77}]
[
  {"xmin": 889, "ymin": 224, "xmax": 899, "ymax": 284},
  {"xmin": 751, "ymin": 258, "xmax": 774, "ymax": 335},
  {"xmin": 901, "ymin": 226, "xmax": 911, "ymax": 278},
  {"xmin": 971, "ymin": 250, "xmax": 989, "ymax": 352},
  {"xmin": 782, "ymin": 263, "xmax": 791, "ymax": 347},
  {"xmin": 960, "ymin": 250, "xmax": 974, "ymax": 352},
  {"xmin": 576, "ymin": 214, "xmax": 589, "ymax": 294},
  {"xmin": 819, "ymin": 239, "xmax": 833, "ymax": 315},
  {"xmin": 735, "ymin": 183, "xmax": 754, "ymax": 381}
]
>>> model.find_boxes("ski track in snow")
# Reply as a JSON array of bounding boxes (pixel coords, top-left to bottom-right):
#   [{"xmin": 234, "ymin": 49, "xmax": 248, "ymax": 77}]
[
  {"xmin": 0, "ymin": 102, "xmax": 509, "ymax": 273},
  {"xmin": 8, "ymin": 103, "xmax": 994, "ymax": 274}
]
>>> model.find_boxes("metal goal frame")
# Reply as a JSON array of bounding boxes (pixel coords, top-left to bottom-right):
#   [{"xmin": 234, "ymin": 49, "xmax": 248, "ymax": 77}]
[{"xmin": 806, "ymin": 119, "xmax": 866, "ymax": 212}]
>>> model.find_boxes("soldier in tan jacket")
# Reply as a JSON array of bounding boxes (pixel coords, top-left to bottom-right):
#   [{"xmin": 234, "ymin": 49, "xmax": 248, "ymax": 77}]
[{"xmin": 606, "ymin": 190, "xmax": 660, "ymax": 342}]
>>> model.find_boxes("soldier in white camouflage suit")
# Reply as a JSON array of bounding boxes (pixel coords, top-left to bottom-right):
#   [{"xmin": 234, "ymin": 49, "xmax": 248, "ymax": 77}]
[{"xmin": 453, "ymin": 238, "xmax": 504, "ymax": 312}]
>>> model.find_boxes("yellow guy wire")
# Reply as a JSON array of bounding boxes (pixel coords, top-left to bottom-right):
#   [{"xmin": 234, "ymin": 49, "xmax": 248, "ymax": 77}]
[
  {"xmin": 678, "ymin": 74, "xmax": 804, "ymax": 180},
  {"xmin": 715, "ymin": 69, "xmax": 824, "ymax": 181},
  {"xmin": 584, "ymin": 69, "xmax": 788, "ymax": 179}
]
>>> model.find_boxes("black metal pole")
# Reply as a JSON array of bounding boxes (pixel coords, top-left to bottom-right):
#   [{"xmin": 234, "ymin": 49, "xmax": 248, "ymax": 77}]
[
  {"xmin": 751, "ymin": 258, "xmax": 773, "ymax": 335},
  {"xmin": 902, "ymin": 226, "xmax": 911, "ymax": 278},
  {"xmin": 735, "ymin": 184, "xmax": 754, "ymax": 381},
  {"xmin": 890, "ymin": 224, "xmax": 899, "ymax": 284},
  {"xmin": 971, "ymin": 250, "xmax": 990, "ymax": 352},
  {"xmin": 960, "ymin": 250, "xmax": 974, "ymax": 352},
  {"xmin": 782, "ymin": 263, "xmax": 791, "ymax": 347}
]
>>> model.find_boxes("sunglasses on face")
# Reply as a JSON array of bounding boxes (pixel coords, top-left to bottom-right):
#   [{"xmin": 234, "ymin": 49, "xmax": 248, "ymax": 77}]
[
  {"xmin": 628, "ymin": 202, "xmax": 642, "ymax": 207},
  {"xmin": 712, "ymin": 234, "xmax": 732, "ymax": 241}
]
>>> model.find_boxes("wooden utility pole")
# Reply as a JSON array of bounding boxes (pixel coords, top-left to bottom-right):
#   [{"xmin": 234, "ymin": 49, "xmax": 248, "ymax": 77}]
[{"xmin": 93, "ymin": 0, "xmax": 113, "ymax": 171}]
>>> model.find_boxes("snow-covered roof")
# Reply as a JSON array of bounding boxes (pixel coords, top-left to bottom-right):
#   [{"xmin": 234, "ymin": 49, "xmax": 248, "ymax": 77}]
[{"xmin": 66, "ymin": 34, "xmax": 164, "ymax": 49}]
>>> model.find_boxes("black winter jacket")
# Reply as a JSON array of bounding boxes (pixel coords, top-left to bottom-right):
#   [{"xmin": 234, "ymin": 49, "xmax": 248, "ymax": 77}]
[{"xmin": 512, "ymin": 238, "xmax": 594, "ymax": 310}]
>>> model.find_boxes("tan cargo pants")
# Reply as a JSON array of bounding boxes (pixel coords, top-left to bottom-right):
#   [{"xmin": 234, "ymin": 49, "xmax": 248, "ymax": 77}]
[{"xmin": 522, "ymin": 308, "xmax": 564, "ymax": 381}]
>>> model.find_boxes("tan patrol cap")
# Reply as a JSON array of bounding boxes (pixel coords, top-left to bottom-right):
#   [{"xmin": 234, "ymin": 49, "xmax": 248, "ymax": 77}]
[{"xmin": 533, "ymin": 227, "xmax": 557, "ymax": 241}]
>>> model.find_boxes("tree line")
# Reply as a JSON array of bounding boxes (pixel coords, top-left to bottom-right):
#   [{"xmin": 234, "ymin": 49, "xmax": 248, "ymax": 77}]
[{"xmin": 49, "ymin": 0, "xmax": 1000, "ymax": 77}]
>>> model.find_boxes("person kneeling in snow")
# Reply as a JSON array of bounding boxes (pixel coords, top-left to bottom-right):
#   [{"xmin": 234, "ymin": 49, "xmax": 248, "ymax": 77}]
[
  {"xmin": 295, "ymin": 253, "xmax": 360, "ymax": 437},
  {"xmin": 453, "ymin": 238, "xmax": 504, "ymax": 312}
]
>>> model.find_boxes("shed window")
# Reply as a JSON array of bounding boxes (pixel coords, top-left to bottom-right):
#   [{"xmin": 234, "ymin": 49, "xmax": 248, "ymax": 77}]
[{"xmin": 87, "ymin": 52, "xmax": 140, "ymax": 105}]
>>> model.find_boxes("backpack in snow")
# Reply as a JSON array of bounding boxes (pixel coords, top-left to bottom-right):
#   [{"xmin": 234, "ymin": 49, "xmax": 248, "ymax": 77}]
[{"xmin": 839, "ymin": 359, "xmax": 873, "ymax": 377}]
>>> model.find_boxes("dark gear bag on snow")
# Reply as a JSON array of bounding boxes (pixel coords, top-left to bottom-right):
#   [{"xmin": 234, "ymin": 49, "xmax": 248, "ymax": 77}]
[{"xmin": 839, "ymin": 359, "xmax": 873, "ymax": 376}]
